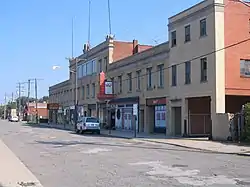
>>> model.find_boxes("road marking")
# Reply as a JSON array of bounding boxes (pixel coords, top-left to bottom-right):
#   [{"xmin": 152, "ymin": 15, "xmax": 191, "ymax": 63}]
[
  {"xmin": 81, "ymin": 148, "xmax": 112, "ymax": 154},
  {"xmin": 129, "ymin": 161, "xmax": 243, "ymax": 186}
]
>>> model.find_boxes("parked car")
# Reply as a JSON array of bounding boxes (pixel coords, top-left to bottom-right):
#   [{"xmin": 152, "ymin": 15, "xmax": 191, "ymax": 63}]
[
  {"xmin": 76, "ymin": 117, "xmax": 100, "ymax": 134},
  {"xmin": 9, "ymin": 116, "xmax": 19, "ymax": 122}
]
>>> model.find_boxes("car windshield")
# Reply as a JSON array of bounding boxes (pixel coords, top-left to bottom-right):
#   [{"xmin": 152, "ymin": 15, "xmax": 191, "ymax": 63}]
[{"xmin": 86, "ymin": 117, "xmax": 99, "ymax": 123}]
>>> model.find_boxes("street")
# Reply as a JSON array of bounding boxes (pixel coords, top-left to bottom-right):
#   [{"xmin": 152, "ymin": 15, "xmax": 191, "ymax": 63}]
[{"xmin": 0, "ymin": 121, "xmax": 250, "ymax": 187}]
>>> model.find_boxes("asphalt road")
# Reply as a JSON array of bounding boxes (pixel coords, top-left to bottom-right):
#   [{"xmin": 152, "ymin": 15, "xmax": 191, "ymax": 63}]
[{"xmin": 0, "ymin": 120, "xmax": 250, "ymax": 187}]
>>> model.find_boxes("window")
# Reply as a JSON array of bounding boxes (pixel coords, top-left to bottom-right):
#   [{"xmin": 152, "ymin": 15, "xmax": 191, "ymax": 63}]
[
  {"xmin": 185, "ymin": 61, "xmax": 191, "ymax": 84},
  {"xmin": 136, "ymin": 70, "xmax": 141, "ymax": 90},
  {"xmin": 82, "ymin": 86, "xmax": 85, "ymax": 100},
  {"xmin": 98, "ymin": 59, "xmax": 102, "ymax": 72},
  {"xmin": 240, "ymin": 59, "xmax": 250, "ymax": 77},
  {"xmin": 157, "ymin": 64, "xmax": 164, "ymax": 88},
  {"xmin": 185, "ymin": 25, "xmax": 191, "ymax": 42},
  {"xmin": 92, "ymin": 83, "xmax": 95, "ymax": 97},
  {"xmin": 172, "ymin": 65, "xmax": 177, "ymax": 86},
  {"xmin": 147, "ymin": 67, "xmax": 152, "ymax": 89},
  {"xmin": 92, "ymin": 60, "xmax": 96, "ymax": 73},
  {"xmin": 87, "ymin": 84, "xmax": 90, "ymax": 97},
  {"xmin": 77, "ymin": 66, "xmax": 81, "ymax": 79},
  {"xmin": 104, "ymin": 56, "xmax": 108, "ymax": 72},
  {"xmin": 118, "ymin": 75, "xmax": 122, "ymax": 93},
  {"xmin": 127, "ymin": 73, "xmax": 132, "ymax": 92},
  {"xmin": 82, "ymin": 64, "xmax": 86, "ymax": 76},
  {"xmin": 171, "ymin": 31, "xmax": 176, "ymax": 47},
  {"xmin": 86, "ymin": 61, "xmax": 92, "ymax": 75},
  {"xmin": 110, "ymin": 77, "xmax": 114, "ymax": 93},
  {"xmin": 200, "ymin": 58, "xmax": 208, "ymax": 82},
  {"xmin": 200, "ymin": 18, "xmax": 207, "ymax": 37}
]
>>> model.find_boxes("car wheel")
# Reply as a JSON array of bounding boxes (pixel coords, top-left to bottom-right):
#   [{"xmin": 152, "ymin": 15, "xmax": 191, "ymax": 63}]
[
  {"xmin": 75, "ymin": 129, "xmax": 80, "ymax": 134},
  {"xmin": 96, "ymin": 130, "xmax": 100, "ymax": 135}
]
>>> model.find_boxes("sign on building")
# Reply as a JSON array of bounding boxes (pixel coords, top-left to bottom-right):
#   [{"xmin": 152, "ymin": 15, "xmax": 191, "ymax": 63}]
[{"xmin": 105, "ymin": 81, "xmax": 113, "ymax": 94}]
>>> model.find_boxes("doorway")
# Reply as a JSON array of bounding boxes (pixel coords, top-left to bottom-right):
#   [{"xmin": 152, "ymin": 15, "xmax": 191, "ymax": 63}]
[
  {"xmin": 110, "ymin": 110, "xmax": 116, "ymax": 129},
  {"xmin": 172, "ymin": 107, "xmax": 182, "ymax": 136}
]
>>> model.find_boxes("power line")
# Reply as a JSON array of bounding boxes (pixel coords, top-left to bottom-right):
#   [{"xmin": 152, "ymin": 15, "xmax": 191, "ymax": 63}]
[
  {"xmin": 109, "ymin": 36, "xmax": 250, "ymax": 86},
  {"xmin": 55, "ymin": 36, "xmax": 250, "ymax": 99}
]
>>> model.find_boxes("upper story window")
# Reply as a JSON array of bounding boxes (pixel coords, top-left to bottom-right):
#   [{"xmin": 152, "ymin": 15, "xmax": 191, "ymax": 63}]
[
  {"xmin": 118, "ymin": 75, "xmax": 122, "ymax": 93},
  {"xmin": 200, "ymin": 18, "xmax": 207, "ymax": 37},
  {"xmin": 77, "ymin": 59, "xmax": 96, "ymax": 79},
  {"xmin": 82, "ymin": 86, "xmax": 85, "ymax": 100},
  {"xmin": 200, "ymin": 57, "xmax": 208, "ymax": 82},
  {"xmin": 171, "ymin": 31, "xmax": 177, "ymax": 47},
  {"xmin": 185, "ymin": 61, "xmax": 191, "ymax": 84},
  {"xmin": 127, "ymin": 73, "xmax": 132, "ymax": 92},
  {"xmin": 82, "ymin": 64, "xmax": 86, "ymax": 76},
  {"xmin": 157, "ymin": 64, "xmax": 164, "ymax": 88},
  {"xmin": 185, "ymin": 25, "xmax": 191, "ymax": 42},
  {"xmin": 147, "ymin": 67, "xmax": 152, "ymax": 89},
  {"xmin": 86, "ymin": 84, "xmax": 90, "ymax": 97},
  {"xmin": 98, "ymin": 59, "xmax": 102, "ymax": 73},
  {"xmin": 171, "ymin": 65, "xmax": 177, "ymax": 86},
  {"xmin": 136, "ymin": 70, "xmax": 141, "ymax": 90},
  {"xmin": 92, "ymin": 83, "xmax": 95, "ymax": 97},
  {"xmin": 240, "ymin": 59, "xmax": 250, "ymax": 77},
  {"xmin": 104, "ymin": 56, "xmax": 108, "ymax": 72}
]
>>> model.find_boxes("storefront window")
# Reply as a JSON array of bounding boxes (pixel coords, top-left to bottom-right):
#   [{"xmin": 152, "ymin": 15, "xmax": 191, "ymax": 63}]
[{"xmin": 155, "ymin": 105, "xmax": 166, "ymax": 128}]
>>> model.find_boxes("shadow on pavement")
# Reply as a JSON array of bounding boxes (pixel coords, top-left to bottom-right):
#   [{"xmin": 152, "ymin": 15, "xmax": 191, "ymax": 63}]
[
  {"xmin": 22, "ymin": 123, "xmax": 73, "ymax": 132},
  {"xmin": 34, "ymin": 139, "xmax": 230, "ymax": 155},
  {"xmin": 69, "ymin": 132, "xmax": 134, "ymax": 140}
]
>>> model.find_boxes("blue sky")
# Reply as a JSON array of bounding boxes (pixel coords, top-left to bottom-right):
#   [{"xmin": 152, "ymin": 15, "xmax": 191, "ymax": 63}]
[{"xmin": 0, "ymin": 0, "xmax": 202, "ymax": 103}]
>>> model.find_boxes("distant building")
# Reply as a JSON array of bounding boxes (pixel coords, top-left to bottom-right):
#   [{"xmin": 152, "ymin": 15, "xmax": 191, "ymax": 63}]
[{"xmin": 24, "ymin": 102, "xmax": 48, "ymax": 120}]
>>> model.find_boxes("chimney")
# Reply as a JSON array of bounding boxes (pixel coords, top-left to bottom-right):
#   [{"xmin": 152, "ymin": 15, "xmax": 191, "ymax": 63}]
[
  {"xmin": 132, "ymin": 39, "xmax": 139, "ymax": 54},
  {"xmin": 83, "ymin": 43, "xmax": 90, "ymax": 53},
  {"xmin": 83, "ymin": 44, "xmax": 88, "ymax": 53}
]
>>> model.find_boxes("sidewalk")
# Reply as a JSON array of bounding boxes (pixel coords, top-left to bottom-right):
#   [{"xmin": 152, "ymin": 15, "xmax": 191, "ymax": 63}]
[
  {"xmin": 0, "ymin": 139, "xmax": 43, "ymax": 187},
  {"xmin": 101, "ymin": 129, "xmax": 250, "ymax": 156}
]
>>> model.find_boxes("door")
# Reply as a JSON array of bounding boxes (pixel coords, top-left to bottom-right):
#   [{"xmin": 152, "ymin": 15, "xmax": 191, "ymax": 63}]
[
  {"xmin": 173, "ymin": 107, "xmax": 182, "ymax": 136},
  {"xmin": 124, "ymin": 113, "xmax": 132, "ymax": 130}
]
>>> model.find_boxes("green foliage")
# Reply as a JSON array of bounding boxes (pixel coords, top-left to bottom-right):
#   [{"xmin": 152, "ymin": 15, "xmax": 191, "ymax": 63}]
[{"xmin": 243, "ymin": 103, "xmax": 250, "ymax": 141}]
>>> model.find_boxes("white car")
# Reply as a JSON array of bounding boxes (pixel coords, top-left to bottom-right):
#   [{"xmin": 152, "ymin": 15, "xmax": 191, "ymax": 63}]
[
  {"xmin": 9, "ymin": 116, "xmax": 19, "ymax": 122},
  {"xmin": 76, "ymin": 117, "xmax": 100, "ymax": 134}
]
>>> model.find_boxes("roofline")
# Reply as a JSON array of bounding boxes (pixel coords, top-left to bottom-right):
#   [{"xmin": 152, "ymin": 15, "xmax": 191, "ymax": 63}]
[
  {"xmin": 111, "ymin": 41, "xmax": 169, "ymax": 65},
  {"xmin": 168, "ymin": 0, "xmax": 208, "ymax": 21}
]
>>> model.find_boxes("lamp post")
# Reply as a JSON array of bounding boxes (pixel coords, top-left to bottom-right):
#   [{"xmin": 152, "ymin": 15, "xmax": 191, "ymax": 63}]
[
  {"xmin": 52, "ymin": 57, "xmax": 86, "ymax": 130},
  {"xmin": 66, "ymin": 57, "xmax": 87, "ymax": 130}
]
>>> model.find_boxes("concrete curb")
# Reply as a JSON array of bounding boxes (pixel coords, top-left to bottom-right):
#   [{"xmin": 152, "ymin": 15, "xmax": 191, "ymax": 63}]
[
  {"xmin": 100, "ymin": 132, "xmax": 133, "ymax": 140},
  {"xmin": 140, "ymin": 139, "xmax": 250, "ymax": 157},
  {"xmin": 99, "ymin": 132, "xmax": 250, "ymax": 157}
]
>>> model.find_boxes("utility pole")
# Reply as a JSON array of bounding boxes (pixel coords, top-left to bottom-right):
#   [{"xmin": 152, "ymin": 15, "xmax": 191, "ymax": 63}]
[
  {"xmin": 27, "ymin": 79, "xmax": 31, "ymax": 120},
  {"xmin": 11, "ymin": 92, "xmax": 14, "ymax": 102},
  {"xmin": 35, "ymin": 78, "xmax": 38, "ymax": 124},
  {"xmin": 4, "ymin": 93, "xmax": 7, "ymax": 119},
  {"xmin": 18, "ymin": 82, "xmax": 21, "ymax": 120}
]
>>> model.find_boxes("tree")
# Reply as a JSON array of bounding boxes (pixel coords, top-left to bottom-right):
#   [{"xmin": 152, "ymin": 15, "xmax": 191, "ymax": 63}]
[{"xmin": 38, "ymin": 96, "xmax": 49, "ymax": 103}]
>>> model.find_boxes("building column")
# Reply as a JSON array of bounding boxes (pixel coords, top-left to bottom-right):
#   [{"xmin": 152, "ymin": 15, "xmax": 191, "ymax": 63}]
[
  {"xmin": 167, "ymin": 104, "xmax": 172, "ymax": 136},
  {"xmin": 181, "ymin": 98, "xmax": 188, "ymax": 136},
  {"xmin": 144, "ymin": 106, "xmax": 154, "ymax": 133}
]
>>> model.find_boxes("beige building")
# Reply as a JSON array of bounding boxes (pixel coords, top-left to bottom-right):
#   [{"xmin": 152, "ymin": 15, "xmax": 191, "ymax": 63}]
[
  {"xmin": 107, "ymin": 42, "xmax": 169, "ymax": 133},
  {"xmin": 50, "ymin": 0, "xmax": 250, "ymax": 138},
  {"xmin": 49, "ymin": 35, "xmax": 152, "ymax": 126}
]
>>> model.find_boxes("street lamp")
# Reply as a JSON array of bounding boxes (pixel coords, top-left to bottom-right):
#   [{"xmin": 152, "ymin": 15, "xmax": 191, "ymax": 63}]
[{"xmin": 66, "ymin": 57, "xmax": 87, "ymax": 130}]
